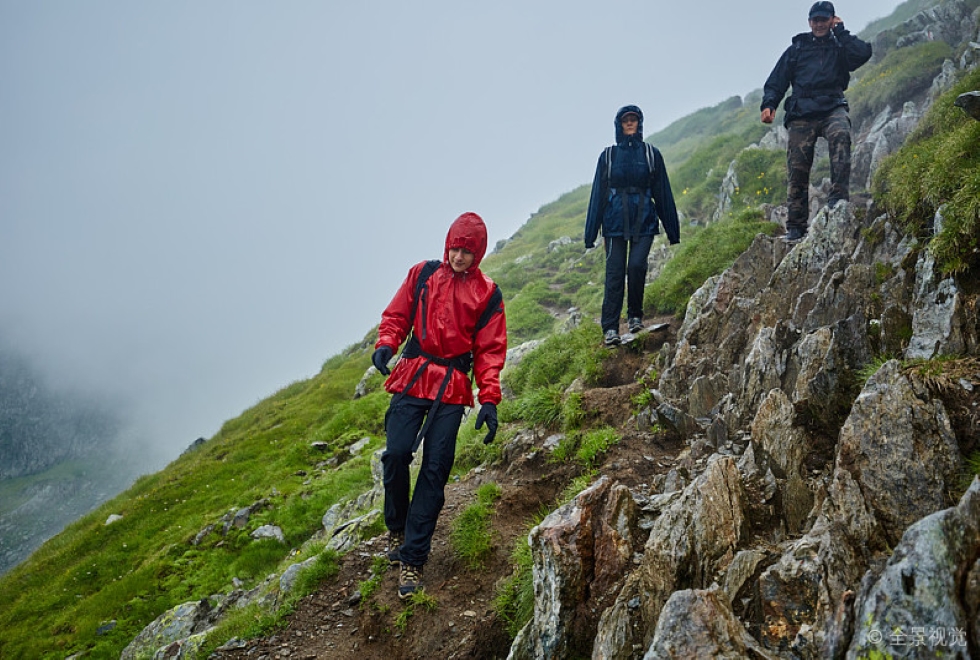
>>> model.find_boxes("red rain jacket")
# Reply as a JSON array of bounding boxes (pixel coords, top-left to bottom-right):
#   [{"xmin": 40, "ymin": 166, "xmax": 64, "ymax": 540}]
[{"xmin": 376, "ymin": 212, "xmax": 507, "ymax": 406}]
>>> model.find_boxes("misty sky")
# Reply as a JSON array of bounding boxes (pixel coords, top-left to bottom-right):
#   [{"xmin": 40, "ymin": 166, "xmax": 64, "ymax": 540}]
[{"xmin": 1, "ymin": 0, "xmax": 904, "ymax": 469}]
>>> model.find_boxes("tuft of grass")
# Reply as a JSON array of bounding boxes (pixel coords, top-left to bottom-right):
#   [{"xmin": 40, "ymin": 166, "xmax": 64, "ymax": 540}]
[
  {"xmin": 394, "ymin": 590, "xmax": 438, "ymax": 631},
  {"xmin": 493, "ymin": 511, "xmax": 543, "ymax": 638},
  {"xmin": 575, "ymin": 427, "xmax": 620, "ymax": 468},
  {"xmin": 856, "ymin": 356, "xmax": 893, "ymax": 387},
  {"xmin": 450, "ymin": 483, "xmax": 502, "ymax": 569},
  {"xmin": 358, "ymin": 555, "xmax": 391, "ymax": 602}
]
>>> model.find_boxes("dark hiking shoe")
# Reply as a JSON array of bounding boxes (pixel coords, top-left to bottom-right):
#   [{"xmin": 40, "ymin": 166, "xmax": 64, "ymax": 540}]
[
  {"xmin": 628, "ymin": 317, "xmax": 643, "ymax": 334},
  {"xmin": 783, "ymin": 226, "xmax": 807, "ymax": 243},
  {"xmin": 398, "ymin": 563, "xmax": 423, "ymax": 600},
  {"xmin": 387, "ymin": 530, "xmax": 404, "ymax": 566},
  {"xmin": 604, "ymin": 329, "xmax": 621, "ymax": 346}
]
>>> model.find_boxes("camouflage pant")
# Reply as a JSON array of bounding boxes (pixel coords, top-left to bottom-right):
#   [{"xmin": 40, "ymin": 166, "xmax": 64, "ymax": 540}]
[{"xmin": 786, "ymin": 106, "xmax": 852, "ymax": 229}]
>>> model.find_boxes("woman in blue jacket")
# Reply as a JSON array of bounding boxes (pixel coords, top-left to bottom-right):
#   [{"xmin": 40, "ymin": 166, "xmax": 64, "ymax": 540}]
[{"xmin": 585, "ymin": 105, "xmax": 680, "ymax": 346}]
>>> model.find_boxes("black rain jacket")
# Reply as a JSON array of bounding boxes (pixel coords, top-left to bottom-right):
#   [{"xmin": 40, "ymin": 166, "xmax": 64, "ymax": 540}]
[{"xmin": 761, "ymin": 22, "xmax": 872, "ymax": 125}]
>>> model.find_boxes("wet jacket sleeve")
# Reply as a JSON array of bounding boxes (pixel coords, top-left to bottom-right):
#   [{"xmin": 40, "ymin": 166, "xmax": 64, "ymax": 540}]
[
  {"xmin": 834, "ymin": 23, "xmax": 872, "ymax": 71},
  {"xmin": 584, "ymin": 151, "xmax": 607, "ymax": 248},
  {"xmin": 762, "ymin": 46, "xmax": 794, "ymax": 112},
  {"xmin": 651, "ymin": 148, "xmax": 680, "ymax": 245},
  {"xmin": 473, "ymin": 295, "xmax": 507, "ymax": 405},
  {"xmin": 375, "ymin": 262, "xmax": 423, "ymax": 352}
]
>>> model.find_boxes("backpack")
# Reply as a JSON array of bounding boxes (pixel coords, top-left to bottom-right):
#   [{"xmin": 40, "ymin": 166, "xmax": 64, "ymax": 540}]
[{"xmin": 605, "ymin": 142, "xmax": 657, "ymax": 184}]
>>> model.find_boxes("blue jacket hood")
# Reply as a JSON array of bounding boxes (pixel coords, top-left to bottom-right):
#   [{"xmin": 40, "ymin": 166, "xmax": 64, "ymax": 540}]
[{"xmin": 614, "ymin": 105, "xmax": 644, "ymax": 144}]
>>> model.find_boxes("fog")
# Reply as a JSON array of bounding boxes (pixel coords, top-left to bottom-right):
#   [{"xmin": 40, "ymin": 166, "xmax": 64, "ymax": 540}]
[{"xmin": 0, "ymin": 1, "xmax": 904, "ymax": 472}]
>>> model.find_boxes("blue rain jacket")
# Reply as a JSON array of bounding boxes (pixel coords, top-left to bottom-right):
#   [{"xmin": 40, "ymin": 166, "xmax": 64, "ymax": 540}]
[{"xmin": 584, "ymin": 105, "xmax": 680, "ymax": 247}]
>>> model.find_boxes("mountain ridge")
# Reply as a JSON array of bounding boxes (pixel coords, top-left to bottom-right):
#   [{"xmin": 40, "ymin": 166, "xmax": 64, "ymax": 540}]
[{"xmin": 1, "ymin": 1, "xmax": 979, "ymax": 657}]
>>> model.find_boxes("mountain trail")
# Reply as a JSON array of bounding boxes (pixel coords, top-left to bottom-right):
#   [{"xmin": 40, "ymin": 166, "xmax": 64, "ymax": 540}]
[{"xmin": 214, "ymin": 316, "xmax": 683, "ymax": 659}]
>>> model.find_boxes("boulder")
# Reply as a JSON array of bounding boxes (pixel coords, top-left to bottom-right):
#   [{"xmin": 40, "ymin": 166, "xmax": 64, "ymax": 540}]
[
  {"xmin": 592, "ymin": 456, "xmax": 746, "ymax": 659},
  {"xmin": 644, "ymin": 588, "xmax": 778, "ymax": 660},
  {"xmin": 845, "ymin": 478, "xmax": 980, "ymax": 659}
]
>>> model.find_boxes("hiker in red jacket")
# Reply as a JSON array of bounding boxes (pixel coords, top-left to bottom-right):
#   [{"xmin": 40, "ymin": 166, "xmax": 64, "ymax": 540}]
[{"xmin": 372, "ymin": 211, "xmax": 507, "ymax": 599}]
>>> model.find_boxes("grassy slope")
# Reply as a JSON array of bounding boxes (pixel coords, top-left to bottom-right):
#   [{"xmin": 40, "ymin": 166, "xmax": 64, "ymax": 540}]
[{"xmin": 4, "ymin": 1, "xmax": 975, "ymax": 656}]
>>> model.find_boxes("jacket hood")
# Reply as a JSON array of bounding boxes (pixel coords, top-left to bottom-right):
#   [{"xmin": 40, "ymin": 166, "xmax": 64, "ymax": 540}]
[
  {"xmin": 444, "ymin": 212, "xmax": 488, "ymax": 269},
  {"xmin": 615, "ymin": 105, "xmax": 644, "ymax": 144}
]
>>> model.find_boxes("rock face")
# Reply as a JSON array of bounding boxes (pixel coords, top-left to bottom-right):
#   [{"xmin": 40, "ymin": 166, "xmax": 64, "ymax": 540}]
[
  {"xmin": 507, "ymin": 197, "xmax": 980, "ymax": 658},
  {"xmin": 509, "ymin": 114, "xmax": 980, "ymax": 660}
]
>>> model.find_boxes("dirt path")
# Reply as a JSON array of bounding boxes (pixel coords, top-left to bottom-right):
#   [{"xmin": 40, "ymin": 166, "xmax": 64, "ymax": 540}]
[{"xmin": 212, "ymin": 319, "xmax": 682, "ymax": 660}]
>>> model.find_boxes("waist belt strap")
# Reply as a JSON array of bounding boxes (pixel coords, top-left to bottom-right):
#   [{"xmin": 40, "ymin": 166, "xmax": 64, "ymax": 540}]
[
  {"xmin": 611, "ymin": 187, "xmax": 650, "ymax": 239},
  {"xmin": 794, "ymin": 87, "xmax": 843, "ymax": 99},
  {"xmin": 389, "ymin": 336, "xmax": 473, "ymax": 452}
]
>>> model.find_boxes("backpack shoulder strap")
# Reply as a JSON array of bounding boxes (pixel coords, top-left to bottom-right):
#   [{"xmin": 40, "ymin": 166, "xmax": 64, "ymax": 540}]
[
  {"xmin": 605, "ymin": 145, "xmax": 614, "ymax": 183},
  {"xmin": 408, "ymin": 259, "xmax": 441, "ymax": 337},
  {"xmin": 474, "ymin": 285, "xmax": 503, "ymax": 337},
  {"xmin": 644, "ymin": 143, "xmax": 656, "ymax": 177}
]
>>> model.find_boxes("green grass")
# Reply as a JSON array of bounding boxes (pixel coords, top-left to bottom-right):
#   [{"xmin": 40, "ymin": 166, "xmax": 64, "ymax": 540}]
[
  {"xmin": 358, "ymin": 555, "xmax": 391, "ymax": 602},
  {"xmin": 0, "ymin": 345, "xmax": 385, "ymax": 659},
  {"xmin": 848, "ymin": 41, "xmax": 953, "ymax": 125},
  {"xmin": 874, "ymin": 65, "xmax": 980, "ymax": 274},
  {"xmin": 644, "ymin": 209, "xmax": 779, "ymax": 315},
  {"xmin": 493, "ymin": 513, "xmax": 541, "ymax": 638},
  {"xmin": 394, "ymin": 589, "xmax": 438, "ymax": 631},
  {"xmin": 450, "ymin": 482, "xmax": 502, "ymax": 569}
]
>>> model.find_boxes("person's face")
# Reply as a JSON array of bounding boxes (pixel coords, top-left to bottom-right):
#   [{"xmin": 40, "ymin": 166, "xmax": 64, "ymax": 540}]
[
  {"xmin": 448, "ymin": 247, "xmax": 475, "ymax": 273},
  {"xmin": 621, "ymin": 114, "xmax": 639, "ymax": 136},
  {"xmin": 809, "ymin": 14, "xmax": 833, "ymax": 37}
]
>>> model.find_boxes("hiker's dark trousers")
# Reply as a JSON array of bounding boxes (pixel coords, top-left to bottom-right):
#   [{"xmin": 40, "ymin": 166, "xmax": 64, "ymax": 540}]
[
  {"xmin": 601, "ymin": 234, "xmax": 654, "ymax": 333},
  {"xmin": 786, "ymin": 106, "xmax": 852, "ymax": 230},
  {"xmin": 382, "ymin": 394, "xmax": 464, "ymax": 567}
]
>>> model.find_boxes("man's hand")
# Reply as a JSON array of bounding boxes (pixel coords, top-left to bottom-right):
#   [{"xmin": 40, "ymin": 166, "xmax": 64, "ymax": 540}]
[
  {"xmin": 761, "ymin": 108, "xmax": 776, "ymax": 124},
  {"xmin": 475, "ymin": 402, "xmax": 498, "ymax": 445},
  {"xmin": 372, "ymin": 346, "xmax": 393, "ymax": 376},
  {"xmin": 832, "ymin": 16, "xmax": 843, "ymax": 27}
]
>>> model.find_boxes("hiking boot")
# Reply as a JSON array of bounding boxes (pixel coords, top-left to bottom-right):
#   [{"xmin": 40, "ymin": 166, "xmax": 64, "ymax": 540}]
[
  {"xmin": 783, "ymin": 226, "xmax": 807, "ymax": 243},
  {"xmin": 628, "ymin": 317, "xmax": 643, "ymax": 334},
  {"xmin": 386, "ymin": 530, "xmax": 404, "ymax": 566},
  {"xmin": 603, "ymin": 329, "xmax": 621, "ymax": 347},
  {"xmin": 398, "ymin": 563, "xmax": 423, "ymax": 600}
]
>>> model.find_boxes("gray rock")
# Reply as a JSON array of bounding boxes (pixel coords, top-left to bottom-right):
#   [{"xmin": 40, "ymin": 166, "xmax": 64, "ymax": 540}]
[
  {"xmin": 508, "ymin": 477, "xmax": 639, "ymax": 660},
  {"xmin": 120, "ymin": 599, "xmax": 212, "ymax": 660},
  {"xmin": 593, "ymin": 457, "xmax": 746, "ymax": 659},
  {"xmin": 644, "ymin": 588, "xmax": 779, "ymax": 660},
  {"xmin": 954, "ymin": 90, "xmax": 980, "ymax": 120},
  {"xmin": 846, "ymin": 478, "xmax": 980, "ymax": 659},
  {"xmin": 250, "ymin": 525, "xmax": 285, "ymax": 543},
  {"xmin": 836, "ymin": 360, "xmax": 961, "ymax": 545},
  {"xmin": 906, "ymin": 232, "xmax": 966, "ymax": 359}
]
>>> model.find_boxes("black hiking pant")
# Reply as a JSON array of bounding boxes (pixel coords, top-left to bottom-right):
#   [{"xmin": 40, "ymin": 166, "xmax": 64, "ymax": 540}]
[
  {"xmin": 601, "ymin": 234, "xmax": 654, "ymax": 333},
  {"xmin": 382, "ymin": 394, "xmax": 464, "ymax": 567}
]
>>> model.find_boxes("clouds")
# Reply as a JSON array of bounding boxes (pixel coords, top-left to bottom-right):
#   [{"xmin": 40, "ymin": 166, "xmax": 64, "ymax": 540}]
[{"xmin": 0, "ymin": 1, "xmax": 903, "ymax": 468}]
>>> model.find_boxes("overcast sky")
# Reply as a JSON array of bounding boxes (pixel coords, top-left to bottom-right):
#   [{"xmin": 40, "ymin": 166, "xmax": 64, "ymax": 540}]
[{"xmin": 0, "ymin": 0, "xmax": 904, "ymax": 470}]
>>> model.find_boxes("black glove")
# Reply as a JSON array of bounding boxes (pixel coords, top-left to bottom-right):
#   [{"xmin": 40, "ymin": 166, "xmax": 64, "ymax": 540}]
[
  {"xmin": 372, "ymin": 346, "xmax": 393, "ymax": 376},
  {"xmin": 475, "ymin": 402, "xmax": 498, "ymax": 445},
  {"xmin": 585, "ymin": 240, "xmax": 595, "ymax": 249}
]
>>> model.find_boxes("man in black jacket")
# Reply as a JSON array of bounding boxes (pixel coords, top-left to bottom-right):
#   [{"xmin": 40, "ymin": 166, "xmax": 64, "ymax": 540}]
[{"xmin": 761, "ymin": 1, "xmax": 872, "ymax": 241}]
